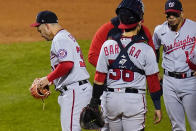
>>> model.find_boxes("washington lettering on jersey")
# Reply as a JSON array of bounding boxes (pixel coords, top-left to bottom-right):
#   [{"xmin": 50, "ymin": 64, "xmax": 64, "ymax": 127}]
[
  {"xmin": 103, "ymin": 43, "xmax": 141, "ymax": 59},
  {"xmin": 153, "ymin": 19, "xmax": 196, "ymax": 72},
  {"xmin": 164, "ymin": 35, "xmax": 196, "ymax": 54}
]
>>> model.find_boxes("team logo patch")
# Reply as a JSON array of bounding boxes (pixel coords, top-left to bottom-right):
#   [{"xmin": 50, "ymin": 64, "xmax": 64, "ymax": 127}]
[
  {"xmin": 119, "ymin": 55, "xmax": 127, "ymax": 65},
  {"xmin": 58, "ymin": 49, "xmax": 67, "ymax": 59},
  {"xmin": 168, "ymin": 2, "xmax": 175, "ymax": 7}
]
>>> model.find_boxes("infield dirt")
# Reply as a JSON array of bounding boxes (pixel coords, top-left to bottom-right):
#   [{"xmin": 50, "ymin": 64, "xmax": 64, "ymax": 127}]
[{"xmin": 0, "ymin": 0, "xmax": 195, "ymax": 43}]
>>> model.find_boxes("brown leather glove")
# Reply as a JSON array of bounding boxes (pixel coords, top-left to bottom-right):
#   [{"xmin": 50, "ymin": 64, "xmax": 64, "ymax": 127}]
[{"xmin": 30, "ymin": 79, "xmax": 50, "ymax": 99}]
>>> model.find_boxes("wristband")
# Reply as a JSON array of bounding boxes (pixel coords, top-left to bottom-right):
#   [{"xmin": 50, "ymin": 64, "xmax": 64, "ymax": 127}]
[
  {"xmin": 150, "ymin": 89, "xmax": 162, "ymax": 110},
  {"xmin": 92, "ymin": 83, "xmax": 106, "ymax": 99}
]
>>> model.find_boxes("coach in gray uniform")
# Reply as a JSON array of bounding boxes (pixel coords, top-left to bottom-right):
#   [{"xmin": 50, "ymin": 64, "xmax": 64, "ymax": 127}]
[
  {"xmin": 153, "ymin": 0, "xmax": 196, "ymax": 130},
  {"xmin": 31, "ymin": 11, "xmax": 92, "ymax": 131}
]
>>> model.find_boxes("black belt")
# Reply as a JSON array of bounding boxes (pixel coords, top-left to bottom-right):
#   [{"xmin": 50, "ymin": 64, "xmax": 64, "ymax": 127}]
[
  {"xmin": 164, "ymin": 69, "xmax": 194, "ymax": 79},
  {"xmin": 107, "ymin": 88, "xmax": 145, "ymax": 94},
  {"xmin": 79, "ymin": 80, "xmax": 88, "ymax": 86},
  {"xmin": 59, "ymin": 80, "xmax": 88, "ymax": 92}
]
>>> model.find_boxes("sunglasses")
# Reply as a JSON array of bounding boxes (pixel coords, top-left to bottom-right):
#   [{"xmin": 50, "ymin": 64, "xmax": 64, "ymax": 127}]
[{"xmin": 166, "ymin": 12, "xmax": 180, "ymax": 18}]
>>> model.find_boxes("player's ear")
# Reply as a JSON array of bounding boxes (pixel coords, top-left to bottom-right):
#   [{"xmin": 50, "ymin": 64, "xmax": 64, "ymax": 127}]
[
  {"xmin": 45, "ymin": 24, "xmax": 50, "ymax": 30},
  {"xmin": 36, "ymin": 26, "xmax": 41, "ymax": 33},
  {"xmin": 44, "ymin": 24, "xmax": 52, "ymax": 33},
  {"xmin": 180, "ymin": 11, "xmax": 184, "ymax": 18}
]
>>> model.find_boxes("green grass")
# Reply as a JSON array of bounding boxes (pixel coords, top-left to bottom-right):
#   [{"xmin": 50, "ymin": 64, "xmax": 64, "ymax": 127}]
[{"xmin": 0, "ymin": 41, "xmax": 191, "ymax": 131}]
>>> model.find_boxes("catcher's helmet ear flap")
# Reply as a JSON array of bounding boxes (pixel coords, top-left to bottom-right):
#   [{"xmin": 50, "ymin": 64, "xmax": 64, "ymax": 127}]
[{"xmin": 116, "ymin": 0, "xmax": 144, "ymax": 22}]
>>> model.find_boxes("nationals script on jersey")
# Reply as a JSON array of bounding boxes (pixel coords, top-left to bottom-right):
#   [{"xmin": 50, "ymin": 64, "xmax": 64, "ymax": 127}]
[
  {"xmin": 96, "ymin": 37, "xmax": 159, "ymax": 90},
  {"xmin": 50, "ymin": 30, "xmax": 90, "ymax": 89},
  {"xmin": 153, "ymin": 19, "xmax": 196, "ymax": 72}
]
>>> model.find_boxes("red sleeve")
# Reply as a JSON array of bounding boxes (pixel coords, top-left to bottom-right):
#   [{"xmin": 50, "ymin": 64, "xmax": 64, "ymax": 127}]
[
  {"xmin": 94, "ymin": 71, "xmax": 107, "ymax": 83},
  {"xmin": 185, "ymin": 51, "xmax": 196, "ymax": 70},
  {"xmin": 142, "ymin": 25, "xmax": 156, "ymax": 53},
  {"xmin": 146, "ymin": 73, "xmax": 161, "ymax": 93},
  {"xmin": 187, "ymin": 61, "xmax": 196, "ymax": 70},
  {"xmin": 47, "ymin": 61, "xmax": 74, "ymax": 82},
  {"xmin": 88, "ymin": 22, "xmax": 114, "ymax": 67}
]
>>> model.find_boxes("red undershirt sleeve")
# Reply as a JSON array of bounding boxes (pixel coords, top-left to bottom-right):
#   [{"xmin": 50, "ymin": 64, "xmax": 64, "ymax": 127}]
[
  {"xmin": 94, "ymin": 71, "xmax": 107, "ymax": 83},
  {"xmin": 47, "ymin": 61, "xmax": 74, "ymax": 82},
  {"xmin": 142, "ymin": 25, "xmax": 156, "ymax": 53},
  {"xmin": 185, "ymin": 51, "xmax": 196, "ymax": 71},
  {"xmin": 146, "ymin": 73, "xmax": 161, "ymax": 93},
  {"xmin": 147, "ymin": 73, "xmax": 162, "ymax": 110},
  {"xmin": 88, "ymin": 22, "xmax": 115, "ymax": 67},
  {"xmin": 187, "ymin": 60, "xmax": 196, "ymax": 71}
]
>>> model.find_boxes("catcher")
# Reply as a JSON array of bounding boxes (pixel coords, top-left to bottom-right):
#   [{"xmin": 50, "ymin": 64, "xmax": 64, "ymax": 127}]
[{"xmin": 81, "ymin": 0, "xmax": 162, "ymax": 130}]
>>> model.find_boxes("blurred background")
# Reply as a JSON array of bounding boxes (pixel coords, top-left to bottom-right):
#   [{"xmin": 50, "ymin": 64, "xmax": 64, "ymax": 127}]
[
  {"xmin": 0, "ymin": 0, "xmax": 195, "ymax": 44},
  {"xmin": 0, "ymin": 0, "xmax": 195, "ymax": 130}
]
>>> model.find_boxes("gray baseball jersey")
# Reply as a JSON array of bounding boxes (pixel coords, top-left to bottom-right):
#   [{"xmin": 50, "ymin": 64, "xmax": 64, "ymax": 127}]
[
  {"xmin": 50, "ymin": 29, "xmax": 90, "ymax": 89},
  {"xmin": 153, "ymin": 19, "xmax": 196, "ymax": 130},
  {"xmin": 153, "ymin": 19, "xmax": 196, "ymax": 72},
  {"xmin": 96, "ymin": 37, "xmax": 159, "ymax": 130},
  {"xmin": 96, "ymin": 37, "xmax": 159, "ymax": 90}
]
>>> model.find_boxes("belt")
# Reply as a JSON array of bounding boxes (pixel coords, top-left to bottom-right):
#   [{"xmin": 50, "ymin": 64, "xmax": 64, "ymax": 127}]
[
  {"xmin": 79, "ymin": 80, "xmax": 88, "ymax": 86},
  {"xmin": 107, "ymin": 87, "xmax": 145, "ymax": 94},
  {"xmin": 164, "ymin": 69, "xmax": 194, "ymax": 79},
  {"xmin": 58, "ymin": 80, "xmax": 88, "ymax": 93}
]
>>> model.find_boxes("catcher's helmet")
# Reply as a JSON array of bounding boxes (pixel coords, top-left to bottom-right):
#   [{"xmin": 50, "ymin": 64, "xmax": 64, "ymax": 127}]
[{"xmin": 116, "ymin": 0, "xmax": 144, "ymax": 29}]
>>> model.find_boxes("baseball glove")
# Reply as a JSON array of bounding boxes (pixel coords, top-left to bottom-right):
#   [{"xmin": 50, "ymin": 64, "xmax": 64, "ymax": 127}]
[
  {"xmin": 30, "ymin": 79, "xmax": 51, "ymax": 99},
  {"xmin": 80, "ymin": 104, "xmax": 105, "ymax": 130}
]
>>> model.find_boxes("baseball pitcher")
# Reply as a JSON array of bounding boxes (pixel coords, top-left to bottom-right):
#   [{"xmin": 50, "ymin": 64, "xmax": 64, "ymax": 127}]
[{"xmin": 31, "ymin": 11, "xmax": 92, "ymax": 131}]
